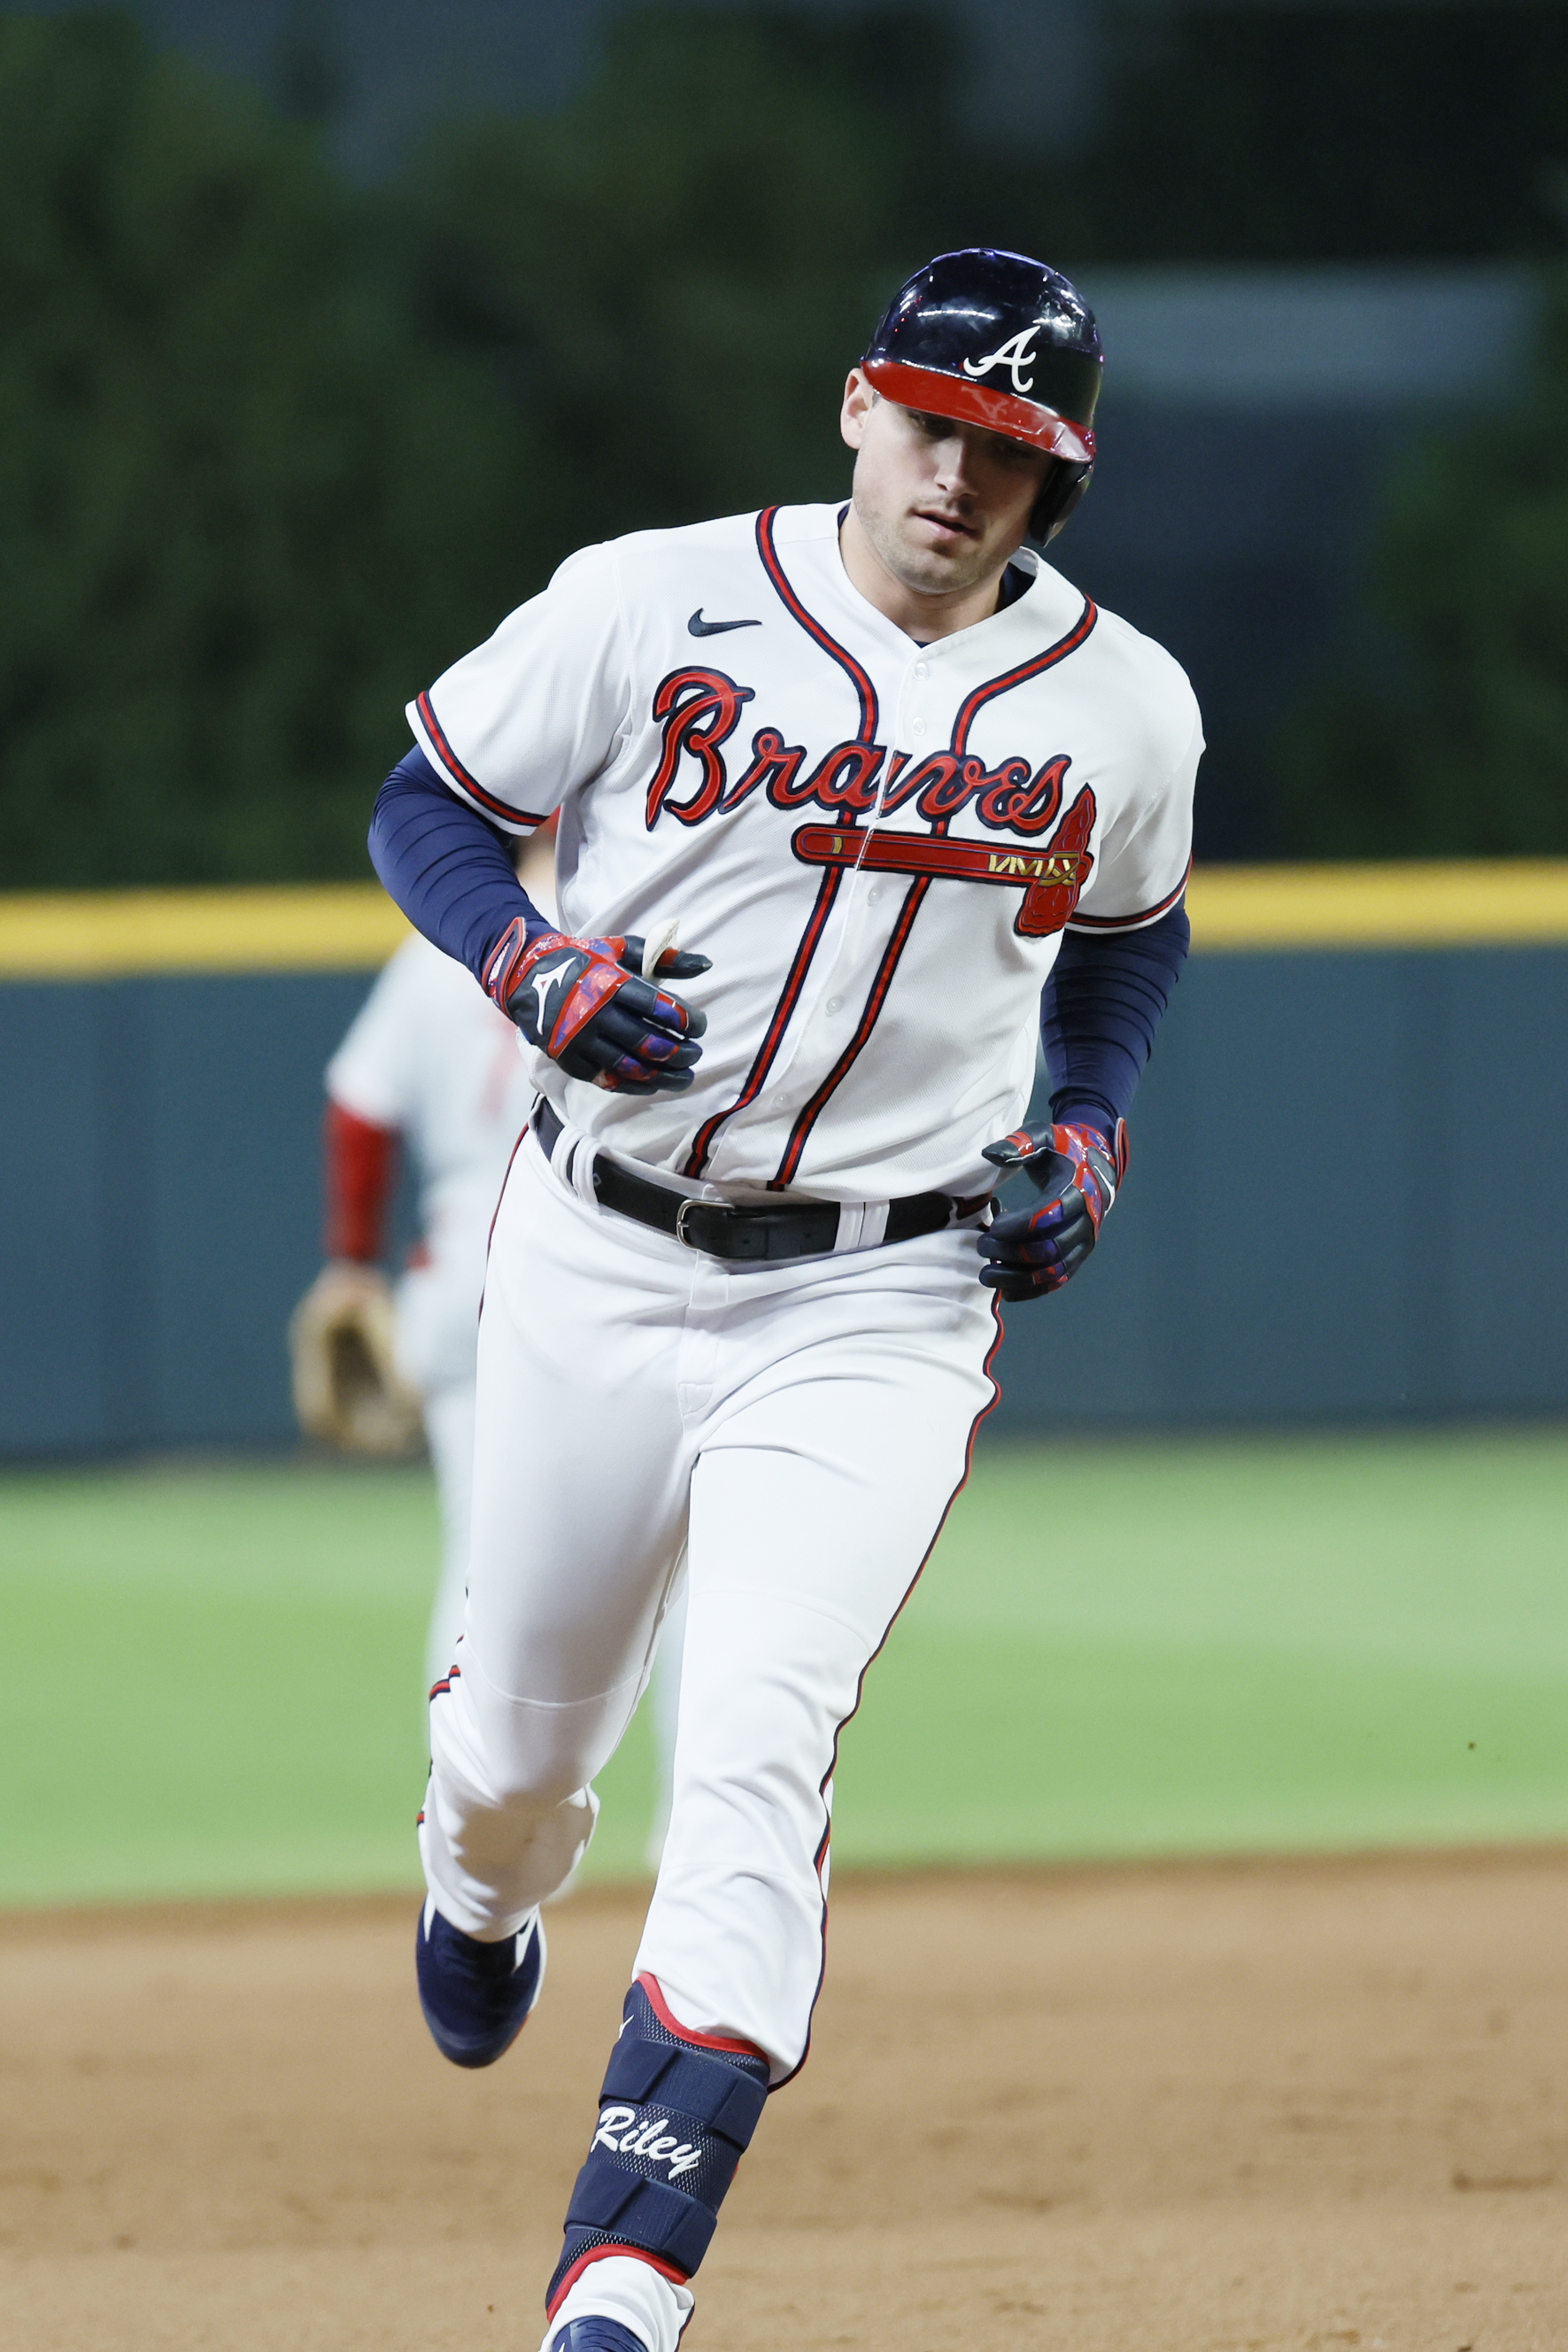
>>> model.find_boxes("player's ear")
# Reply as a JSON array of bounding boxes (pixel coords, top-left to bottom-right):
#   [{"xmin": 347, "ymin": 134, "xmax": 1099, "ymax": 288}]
[{"xmin": 840, "ymin": 368, "xmax": 876, "ymax": 451}]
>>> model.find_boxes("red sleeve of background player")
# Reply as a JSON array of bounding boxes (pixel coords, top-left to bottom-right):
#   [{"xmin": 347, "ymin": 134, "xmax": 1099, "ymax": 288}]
[{"xmin": 323, "ymin": 1100, "xmax": 399, "ymax": 1262}]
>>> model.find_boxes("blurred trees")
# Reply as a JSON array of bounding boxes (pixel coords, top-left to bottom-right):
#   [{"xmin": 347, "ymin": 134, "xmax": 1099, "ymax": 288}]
[
  {"xmin": 3, "ymin": 3, "xmax": 1566, "ymax": 884},
  {"xmin": 0, "ymin": 5, "xmax": 1035, "ymax": 886},
  {"xmin": 1270, "ymin": 282, "xmax": 1568, "ymax": 857},
  {"xmin": 1078, "ymin": 4, "xmax": 1568, "ymax": 264},
  {"xmin": 0, "ymin": 10, "xmax": 529, "ymax": 885},
  {"xmin": 1069, "ymin": 2, "xmax": 1568, "ymax": 858},
  {"xmin": 395, "ymin": 6, "xmax": 1041, "ymax": 564}
]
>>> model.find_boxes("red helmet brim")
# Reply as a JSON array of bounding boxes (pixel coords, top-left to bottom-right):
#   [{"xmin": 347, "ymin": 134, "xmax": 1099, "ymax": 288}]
[{"xmin": 861, "ymin": 358, "xmax": 1096, "ymax": 466}]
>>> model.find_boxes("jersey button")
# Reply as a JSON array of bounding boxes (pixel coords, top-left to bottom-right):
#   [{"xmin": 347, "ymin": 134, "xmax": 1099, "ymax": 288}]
[
  {"xmin": 868, "ymin": 887, "xmax": 883, "ymax": 905},
  {"xmin": 826, "ymin": 996, "xmax": 843, "ymax": 1015},
  {"xmin": 911, "ymin": 717, "xmax": 927, "ymax": 735},
  {"xmin": 914, "ymin": 662, "xmax": 929, "ymax": 679}
]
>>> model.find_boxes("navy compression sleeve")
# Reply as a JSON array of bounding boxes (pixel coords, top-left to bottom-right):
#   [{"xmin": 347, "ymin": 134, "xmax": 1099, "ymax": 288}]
[
  {"xmin": 1041, "ymin": 902, "xmax": 1190, "ymax": 1141},
  {"xmin": 367, "ymin": 746, "xmax": 552, "ymax": 991}
]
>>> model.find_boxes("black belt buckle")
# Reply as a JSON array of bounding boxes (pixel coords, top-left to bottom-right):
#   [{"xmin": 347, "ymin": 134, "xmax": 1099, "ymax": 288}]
[{"xmin": 535, "ymin": 1095, "xmax": 975, "ymax": 1264}]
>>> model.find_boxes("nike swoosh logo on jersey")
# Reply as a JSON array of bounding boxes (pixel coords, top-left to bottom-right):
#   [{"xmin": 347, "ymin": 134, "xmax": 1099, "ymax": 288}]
[{"xmin": 688, "ymin": 608, "xmax": 761, "ymax": 636}]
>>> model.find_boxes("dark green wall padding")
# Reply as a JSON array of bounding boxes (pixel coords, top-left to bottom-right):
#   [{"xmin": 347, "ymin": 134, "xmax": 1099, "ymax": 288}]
[{"xmin": 0, "ymin": 948, "xmax": 1563, "ymax": 1454}]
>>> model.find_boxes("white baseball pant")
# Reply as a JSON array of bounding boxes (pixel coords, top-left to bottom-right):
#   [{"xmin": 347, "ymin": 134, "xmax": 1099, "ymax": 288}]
[
  {"xmin": 420, "ymin": 1379, "xmax": 478, "ymax": 1698},
  {"xmin": 418, "ymin": 1121, "xmax": 999, "ymax": 2079}
]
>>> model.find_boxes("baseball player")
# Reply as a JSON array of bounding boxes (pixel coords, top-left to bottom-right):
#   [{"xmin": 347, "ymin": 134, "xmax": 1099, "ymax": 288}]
[{"xmin": 367, "ymin": 250, "xmax": 1197, "ymax": 2352}]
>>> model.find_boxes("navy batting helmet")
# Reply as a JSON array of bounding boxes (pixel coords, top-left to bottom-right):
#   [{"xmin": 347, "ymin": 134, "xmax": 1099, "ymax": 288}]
[{"xmin": 861, "ymin": 248, "xmax": 1102, "ymax": 543}]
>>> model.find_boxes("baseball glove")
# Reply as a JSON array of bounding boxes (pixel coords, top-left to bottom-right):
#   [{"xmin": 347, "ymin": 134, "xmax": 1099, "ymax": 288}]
[
  {"xmin": 289, "ymin": 1262, "xmax": 423, "ymax": 1454},
  {"xmin": 977, "ymin": 1118, "xmax": 1129, "ymax": 1301}
]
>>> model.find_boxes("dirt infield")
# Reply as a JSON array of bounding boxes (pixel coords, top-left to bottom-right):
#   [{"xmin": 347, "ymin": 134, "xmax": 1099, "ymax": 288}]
[{"xmin": 3, "ymin": 1852, "xmax": 1566, "ymax": 2351}]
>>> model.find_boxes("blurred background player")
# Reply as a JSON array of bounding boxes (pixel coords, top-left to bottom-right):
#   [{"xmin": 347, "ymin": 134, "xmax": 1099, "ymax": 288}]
[
  {"xmin": 290, "ymin": 824, "xmax": 551, "ymax": 1693},
  {"xmin": 290, "ymin": 827, "xmax": 688, "ymax": 1845}
]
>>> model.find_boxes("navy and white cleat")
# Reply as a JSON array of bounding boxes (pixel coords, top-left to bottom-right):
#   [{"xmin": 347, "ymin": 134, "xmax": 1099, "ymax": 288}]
[
  {"xmin": 549, "ymin": 2323, "xmax": 648, "ymax": 2352},
  {"xmin": 415, "ymin": 1897, "xmax": 545, "ymax": 2068}
]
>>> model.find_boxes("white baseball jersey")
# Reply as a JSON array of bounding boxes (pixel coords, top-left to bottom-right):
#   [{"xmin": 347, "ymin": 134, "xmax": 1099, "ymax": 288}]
[
  {"xmin": 327, "ymin": 934, "xmax": 537, "ymax": 1391},
  {"xmin": 408, "ymin": 501, "xmax": 1200, "ymax": 1204}
]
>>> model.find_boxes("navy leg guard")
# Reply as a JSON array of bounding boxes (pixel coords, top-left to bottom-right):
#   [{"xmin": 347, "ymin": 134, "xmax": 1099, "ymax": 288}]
[{"xmin": 545, "ymin": 1975, "xmax": 770, "ymax": 2314}]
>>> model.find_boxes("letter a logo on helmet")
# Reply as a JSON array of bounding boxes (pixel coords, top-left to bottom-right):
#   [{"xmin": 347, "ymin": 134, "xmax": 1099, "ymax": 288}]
[
  {"xmin": 962, "ymin": 328, "xmax": 1041, "ymax": 392},
  {"xmin": 861, "ymin": 247, "xmax": 1103, "ymax": 543}
]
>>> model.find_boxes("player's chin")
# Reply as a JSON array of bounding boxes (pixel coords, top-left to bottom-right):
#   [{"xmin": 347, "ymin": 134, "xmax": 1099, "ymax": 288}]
[
  {"xmin": 902, "ymin": 514, "xmax": 993, "ymax": 580},
  {"xmin": 897, "ymin": 548, "xmax": 981, "ymax": 595}
]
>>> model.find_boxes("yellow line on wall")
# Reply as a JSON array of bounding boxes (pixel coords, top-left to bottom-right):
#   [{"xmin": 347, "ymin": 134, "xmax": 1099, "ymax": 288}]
[
  {"xmin": 1187, "ymin": 860, "xmax": 1568, "ymax": 948},
  {"xmin": 0, "ymin": 885, "xmax": 411, "ymax": 978},
  {"xmin": 0, "ymin": 862, "xmax": 1566, "ymax": 977}
]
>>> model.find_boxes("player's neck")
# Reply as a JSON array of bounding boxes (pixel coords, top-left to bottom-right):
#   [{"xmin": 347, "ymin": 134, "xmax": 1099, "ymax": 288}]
[{"xmin": 837, "ymin": 505, "xmax": 1013, "ymax": 643}]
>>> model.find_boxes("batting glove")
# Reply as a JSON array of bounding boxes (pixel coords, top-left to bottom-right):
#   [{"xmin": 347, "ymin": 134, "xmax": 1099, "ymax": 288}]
[
  {"xmin": 483, "ymin": 920, "xmax": 710, "ymax": 1094},
  {"xmin": 977, "ymin": 1118, "xmax": 1128, "ymax": 1301}
]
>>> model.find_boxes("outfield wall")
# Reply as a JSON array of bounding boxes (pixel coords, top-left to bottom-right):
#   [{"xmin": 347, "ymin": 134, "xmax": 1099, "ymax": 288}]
[{"xmin": 1, "ymin": 867, "xmax": 1564, "ymax": 1453}]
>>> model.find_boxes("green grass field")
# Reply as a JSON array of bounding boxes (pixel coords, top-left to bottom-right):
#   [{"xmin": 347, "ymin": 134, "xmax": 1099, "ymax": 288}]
[{"xmin": 2, "ymin": 1429, "xmax": 1565, "ymax": 1908}]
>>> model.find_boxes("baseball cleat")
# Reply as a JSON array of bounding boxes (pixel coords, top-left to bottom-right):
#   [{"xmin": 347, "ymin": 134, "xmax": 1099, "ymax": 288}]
[
  {"xmin": 415, "ymin": 1896, "xmax": 545, "ymax": 2067},
  {"xmin": 549, "ymin": 2323, "xmax": 648, "ymax": 2352}
]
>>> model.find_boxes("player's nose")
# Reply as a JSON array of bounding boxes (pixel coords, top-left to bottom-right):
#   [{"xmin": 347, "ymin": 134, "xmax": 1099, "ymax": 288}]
[{"xmin": 931, "ymin": 441, "xmax": 982, "ymax": 499}]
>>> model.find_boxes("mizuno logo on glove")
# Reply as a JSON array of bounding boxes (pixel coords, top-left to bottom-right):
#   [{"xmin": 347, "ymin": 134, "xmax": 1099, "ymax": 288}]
[{"xmin": 483, "ymin": 917, "xmax": 712, "ymax": 1095}]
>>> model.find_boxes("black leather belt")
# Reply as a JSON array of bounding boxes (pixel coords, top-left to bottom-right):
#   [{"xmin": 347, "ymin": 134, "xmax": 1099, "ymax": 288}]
[{"xmin": 533, "ymin": 1099, "xmax": 987, "ymax": 1264}]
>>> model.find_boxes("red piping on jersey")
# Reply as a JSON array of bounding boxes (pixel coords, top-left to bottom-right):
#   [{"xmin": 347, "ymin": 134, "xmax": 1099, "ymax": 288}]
[
  {"xmin": 1066, "ymin": 855, "xmax": 1192, "ymax": 932},
  {"xmin": 323, "ymin": 1100, "xmax": 398, "ymax": 1262},
  {"xmin": 684, "ymin": 869, "xmax": 843, "ymax": 1178},
  {"xmin": 636, "ymin": 1971, "xmax": 769, "ymax": 2059},
  {"xmin": 681, "ymin": 511, "xmax": 882, "ymax": 1179},
  {"xmin": 545, "ymin": 2244, "xmax": 691, "ymax": 2320},
  {"xmin": 764, "ymin": 597, "xmax": 1100, "ymax": 1187},
  {"xmin": 950, "ymin": 596, "xmax": 1097, "ymax": 754},
  {"xmin": 776, "ymin": 1290, "xmax": 1007, "ymax": 2092},
  {"xmin": 415, "ymin": 691, "xmax": 551, "ymax": 831},
  {"xmin": 769, "ymin": 876, "xmax": 931, "ymax": 1189},
  {"xmin": 753, "ymin": 507, "xmax": 879, "ymax": 744}
]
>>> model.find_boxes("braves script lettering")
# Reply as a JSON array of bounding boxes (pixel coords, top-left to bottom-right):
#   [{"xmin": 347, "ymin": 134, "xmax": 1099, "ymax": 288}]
[
  {"xmin": 645, "ymin": 666, "xmax": 1071, "ymax": 839},
  {"xmin": 643, "ymin": 667, "xmax": 1094, "ymax": 937}
]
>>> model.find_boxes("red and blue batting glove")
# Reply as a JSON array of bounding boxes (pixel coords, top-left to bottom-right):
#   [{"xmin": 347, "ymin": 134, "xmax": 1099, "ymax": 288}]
[
  {"xmin": 977, "ymin": 1118, "xmax": 1129, "ymax": 1301},
  {"xmin": 483, "ymin": 921, "xmax": 710, "ymax": 1094}
]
